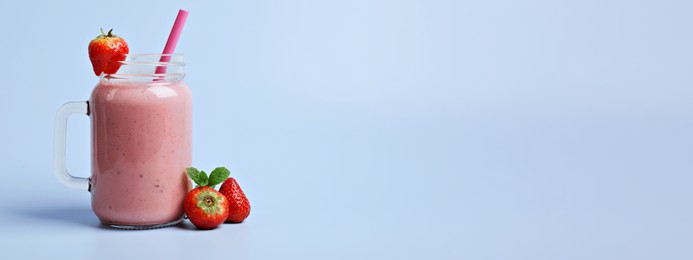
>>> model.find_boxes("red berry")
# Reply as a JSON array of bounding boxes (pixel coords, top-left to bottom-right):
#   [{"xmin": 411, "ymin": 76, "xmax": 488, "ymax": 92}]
[
  {"xmin": 183, "ymin": 186, "xmax": 229, "ymax": 229},
  {"xmin": 88, "ymin": 29, "xmax": 129, "ymax": 76},
  {"xmin": 219, "ymin": 177, "xmax": 251, "ymax": 223}
]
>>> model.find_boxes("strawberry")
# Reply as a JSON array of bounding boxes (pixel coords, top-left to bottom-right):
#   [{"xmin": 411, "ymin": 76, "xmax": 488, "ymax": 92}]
[
  {"xmin": 88, "ymin": 28, "xmax": 129, "ymax": 76},
  {"xmin": 219, "ymin": 176, "xmax": 251, "ymax": 223},
  {"xmin": 183, "ymin": 167, "xmax": 231, "ymax": 230}
]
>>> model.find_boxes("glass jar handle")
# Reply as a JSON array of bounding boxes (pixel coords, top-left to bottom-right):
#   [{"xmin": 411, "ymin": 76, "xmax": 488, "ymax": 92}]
[{"xmin": 53, "ymin": 101, "xmax": 90, "ymax": 191}]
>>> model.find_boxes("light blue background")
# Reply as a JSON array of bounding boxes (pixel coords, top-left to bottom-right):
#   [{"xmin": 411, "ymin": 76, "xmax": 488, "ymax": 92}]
[{"xmin": 1, "ymin": 0, "xmax": 692, "ymax": 259}]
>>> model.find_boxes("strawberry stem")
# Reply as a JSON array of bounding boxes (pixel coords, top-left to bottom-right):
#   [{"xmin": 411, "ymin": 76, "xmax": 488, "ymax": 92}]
[
  {"xmin": 107, "ymin": 29, "xmax": 113, "ymax": 37},
  {"xmin": 204, "ymin": 197, "xmax": 215, "ymax": 207}
]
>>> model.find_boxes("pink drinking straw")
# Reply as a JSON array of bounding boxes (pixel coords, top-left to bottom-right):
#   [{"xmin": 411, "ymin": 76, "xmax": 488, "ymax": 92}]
[{"xmin": 155, "ymin": 9, "xmax": 189, "ymax": 76}]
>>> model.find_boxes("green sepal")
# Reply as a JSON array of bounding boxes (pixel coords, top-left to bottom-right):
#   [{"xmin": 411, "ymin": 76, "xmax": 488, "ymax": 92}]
[
  {"xmin": 96, "ymin": 28, "xmax": 116, "ymax": 38},
  {"xmin": 195, "ymin": 189, "xmax": 227, "ymax": 214}
]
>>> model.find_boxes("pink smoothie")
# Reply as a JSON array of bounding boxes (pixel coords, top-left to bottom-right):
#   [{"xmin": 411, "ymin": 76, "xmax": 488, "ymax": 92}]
[{"xmin": 90, "ymin": 78, "xmax": 192, "ymax": 226}]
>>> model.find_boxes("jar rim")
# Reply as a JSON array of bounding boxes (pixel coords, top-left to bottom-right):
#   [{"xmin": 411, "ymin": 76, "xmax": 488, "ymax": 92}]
[
  {"xmin": 119, "ymin": 53, "xmax": 185, "ymax": 65},
  {"xmin": 123, "ymin": 53, "xmax": 184, "ymax": 57},
  {"xmin": 102, "ymin": 53, "xmax": 185, "ymax": 80}
]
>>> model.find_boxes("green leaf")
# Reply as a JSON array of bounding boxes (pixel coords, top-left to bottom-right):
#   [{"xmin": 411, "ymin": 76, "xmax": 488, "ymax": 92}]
[
  {"xmin": 198, "ymin": 171, "xmax": 209, "ymax": 187},
  {"xmin": 208, "ymin": 167, "xmax": 230, "ymax": 188},
  {"xmin": 187, "ymin": 167, "xmax": 210, "ymax": 187},
  {"xmin": 186, "ymin": 167, "xmax": 201, "ymax": 185}
]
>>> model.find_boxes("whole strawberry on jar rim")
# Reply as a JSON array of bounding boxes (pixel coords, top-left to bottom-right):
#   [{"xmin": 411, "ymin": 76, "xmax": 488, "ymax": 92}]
[{"xmin": 88, "ymin": 28, "xmax": 129, "ymax": 76}]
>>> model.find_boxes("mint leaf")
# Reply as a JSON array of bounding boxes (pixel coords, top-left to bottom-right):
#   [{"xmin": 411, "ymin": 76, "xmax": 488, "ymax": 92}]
[
  {"xmin": 187, "ymin": 167, "xmax": 211, "ymax": 187},
  {"xmin": 198, "ymin": 171, "xmax": 209, "ymax": 187},
  {"xmin": 208, "ymin": 167, "xmax": 231, "ymax": 188},
  {"xmin": 186, "ymin": 167, "xmax": 201, "ymax": 185}
]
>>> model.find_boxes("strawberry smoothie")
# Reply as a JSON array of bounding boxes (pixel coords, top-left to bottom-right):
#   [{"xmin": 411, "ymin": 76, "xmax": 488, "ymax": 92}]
[{"xmin": 89, "ymin": 78, "xmax": 192, "ymax": 227}]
